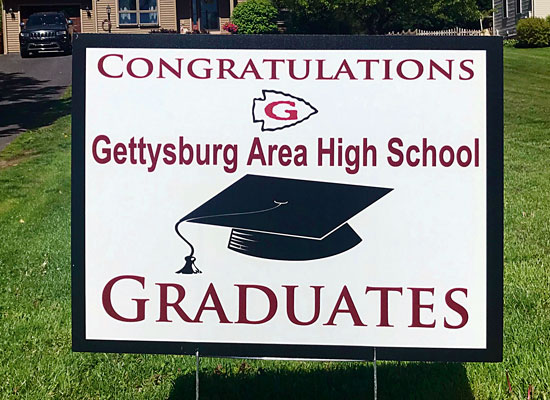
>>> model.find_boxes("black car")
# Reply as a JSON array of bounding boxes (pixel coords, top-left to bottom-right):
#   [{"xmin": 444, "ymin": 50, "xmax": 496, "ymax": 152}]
[{"xmin": 19, "ymin": 12, "xmax": 73, "ymax": 57}]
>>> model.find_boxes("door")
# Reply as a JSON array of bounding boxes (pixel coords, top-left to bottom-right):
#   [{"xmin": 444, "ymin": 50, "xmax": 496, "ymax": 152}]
[{"xmin": 200, "ymin": 0, "xmax": 219, "ymax": 30}]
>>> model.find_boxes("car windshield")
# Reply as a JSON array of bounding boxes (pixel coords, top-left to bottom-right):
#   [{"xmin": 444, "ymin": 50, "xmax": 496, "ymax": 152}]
[{"xmin": 26, "ymin": 14, "xmax": 64, "ymax": 26}]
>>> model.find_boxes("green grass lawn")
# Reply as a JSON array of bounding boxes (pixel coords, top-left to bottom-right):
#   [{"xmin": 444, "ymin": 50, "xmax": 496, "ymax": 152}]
[{"xmin": 1, "ymin": 47, "xmax": 549, "ymax": 399}]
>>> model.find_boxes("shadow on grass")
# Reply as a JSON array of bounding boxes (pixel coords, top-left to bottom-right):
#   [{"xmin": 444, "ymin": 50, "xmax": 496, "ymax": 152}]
[
  {"xmin": 0, "ymin": 72, "xmax": 70, "ymax": 138},
  {"xmin": 169, "ymin": 361, "xmax": 474, "ymax": 400}
]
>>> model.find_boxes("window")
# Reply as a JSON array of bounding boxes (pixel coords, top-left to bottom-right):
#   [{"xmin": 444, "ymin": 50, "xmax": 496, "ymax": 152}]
[
  {"xmin": 516, "ymin": 0, "xmax": 522, "ymax": 13},
  {"xmin": 503, "ymin": 0, "xmax": 508, "ymax": 18},
  {"xmin": 119, "ymin": 0, "xmax": 158, "ymax": 26}
]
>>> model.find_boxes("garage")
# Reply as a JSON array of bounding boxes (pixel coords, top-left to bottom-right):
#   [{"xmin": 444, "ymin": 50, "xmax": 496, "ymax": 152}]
[
  {"xmin": 20, "ymin": 5, "xmax": 82, "ymax": 33},
  {"xmin": 2, "ymin": 0, "xmax": 93, "ymax": 54},
  {"xmin": 1, "ymin": 0, "xmax": 235, "ymax": 55}
]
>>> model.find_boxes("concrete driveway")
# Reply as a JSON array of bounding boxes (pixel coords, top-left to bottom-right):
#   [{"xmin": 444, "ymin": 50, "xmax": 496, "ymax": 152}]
[{"xmin": 0, "ymin": 53, "xmax": 72, "ymax": 152}]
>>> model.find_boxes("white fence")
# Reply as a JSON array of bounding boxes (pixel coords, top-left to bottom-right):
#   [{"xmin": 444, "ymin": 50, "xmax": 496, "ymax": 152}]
[{"xmin": 387, "ymin": 27, "xmax": 489, "ymax": 36}]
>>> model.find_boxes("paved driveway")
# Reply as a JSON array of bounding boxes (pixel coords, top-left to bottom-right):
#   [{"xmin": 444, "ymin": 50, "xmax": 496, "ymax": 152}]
[{"xmin": 0, "ymin": 54, "xmax": 72, "ymax": 152}]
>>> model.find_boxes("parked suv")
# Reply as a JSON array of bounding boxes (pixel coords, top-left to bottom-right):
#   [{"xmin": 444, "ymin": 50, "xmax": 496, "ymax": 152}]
[{"xmin": 19, "ymin": 12, "xmax": 73, "ymax": 57}]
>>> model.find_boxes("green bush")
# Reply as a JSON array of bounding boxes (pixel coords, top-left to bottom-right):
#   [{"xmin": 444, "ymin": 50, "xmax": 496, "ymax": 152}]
[
  {"xmin": 516, "ymin": 18, "xmax": 550, "ymax": 48},
  {"xmin": 232, "ymin": 0, "xmax": 278, "ymax": 34},
  {"xmin": 503, "ymin": 38, "xmax": 518, "ymax": 48}
]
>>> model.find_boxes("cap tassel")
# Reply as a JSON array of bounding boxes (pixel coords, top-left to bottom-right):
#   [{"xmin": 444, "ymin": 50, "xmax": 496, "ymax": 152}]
[
  {"xmin": 175, "ymin": 219, "xmax": 202, "ymax": 274},
  {"xmin": 174, "ymin": 200, "xmax": 288, "ymax": 274},
  {"xmin": 176, "ymin": 255, "xmax": 202, "ymax": 274}
]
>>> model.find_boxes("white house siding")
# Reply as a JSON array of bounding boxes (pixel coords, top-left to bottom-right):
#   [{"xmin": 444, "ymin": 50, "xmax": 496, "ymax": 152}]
[
  {"xmin": 5, "ymin": 8, "xmax": 21, "ymax": 53},
  {"xmin": 81, "ymin": 7, "xmax": 96, "ymax": 33},
  {"xmin": 533, "ymin": 0, "xmax": 550, "ymax": 17}
]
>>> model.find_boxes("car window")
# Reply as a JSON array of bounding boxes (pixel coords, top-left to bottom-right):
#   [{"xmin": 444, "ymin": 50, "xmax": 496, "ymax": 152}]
[{"xmin": 27, "ymin": 14, "xmax": 64, "ymax": 26}]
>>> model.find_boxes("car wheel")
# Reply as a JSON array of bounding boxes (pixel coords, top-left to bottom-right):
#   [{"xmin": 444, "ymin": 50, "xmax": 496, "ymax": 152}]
[
  {"xmin": 64, "ymin": 46, "xmax": 72, "ymax": 56},
  {"xmin": 21, "ymin": 50, "xmax": 30, "ymax": 58}
]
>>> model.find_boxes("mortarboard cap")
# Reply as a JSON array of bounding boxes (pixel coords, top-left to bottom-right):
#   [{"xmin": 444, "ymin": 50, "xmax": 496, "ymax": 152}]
[{"xmin": 175, "ymin": 175, "xmax": 392, "ymax": 269}]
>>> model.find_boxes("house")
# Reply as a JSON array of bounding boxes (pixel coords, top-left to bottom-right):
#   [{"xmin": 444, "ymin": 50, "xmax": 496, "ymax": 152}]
[
  {"xmin": 493, "ymin": 0, "xmax": 550, "ymax": 36},
  {"xmin": 2, "ymin": 0, "xmax": 243, "ymax": 54}
]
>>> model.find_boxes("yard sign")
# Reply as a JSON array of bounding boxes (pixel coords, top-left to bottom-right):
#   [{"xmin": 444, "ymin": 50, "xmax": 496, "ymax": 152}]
[{"xmin": 72, "ymin": 34, "xmax": 503, "ymax": 361}]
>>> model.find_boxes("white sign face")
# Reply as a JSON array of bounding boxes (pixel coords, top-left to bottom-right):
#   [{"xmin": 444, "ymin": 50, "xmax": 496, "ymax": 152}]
[{"xmin": 73, "ymin": 36, "xmax": 502, "ymax": 361}]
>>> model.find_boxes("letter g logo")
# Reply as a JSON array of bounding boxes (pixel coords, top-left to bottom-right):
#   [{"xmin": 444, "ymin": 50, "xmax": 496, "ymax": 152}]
[
  {"xmin": 253, "ymin": 90, "xmax": 318, "ymax": 132},
  {"xmin": 264, "ymin": 101, "xmax": 298, "ymax": 121}
]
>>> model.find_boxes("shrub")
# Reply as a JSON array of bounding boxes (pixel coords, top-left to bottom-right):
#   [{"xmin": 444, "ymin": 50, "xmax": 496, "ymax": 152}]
[
  {"xmin": 232, "ymin": 0, "xmax": 278, "ymax": 34},
  {"xmin": 503, "ymin": 38, "xmax": 518, "ymax": 48},
  {"xmin": 516, "ymin": 18, "xmax": 550, "ymax": 48}
]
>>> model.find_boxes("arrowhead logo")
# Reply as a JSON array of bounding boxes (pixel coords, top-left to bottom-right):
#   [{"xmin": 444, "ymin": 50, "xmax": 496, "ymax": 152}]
[{"xmin": 252, "ymin": 90, "xmax": 318, "ymax": 132}]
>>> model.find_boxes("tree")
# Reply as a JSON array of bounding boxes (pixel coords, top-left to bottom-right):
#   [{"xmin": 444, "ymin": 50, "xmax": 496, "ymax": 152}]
[
  {"xmin": 272, "ymin": 0, "xmax": 356, "ymax": 34},
  {"xmin": 273, "ymin": 0, "xmax": 483, "ymax": 34}
]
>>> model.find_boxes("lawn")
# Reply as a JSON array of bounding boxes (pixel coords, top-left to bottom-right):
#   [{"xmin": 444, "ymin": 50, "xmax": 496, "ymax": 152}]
[{"xmin": 0, "ymin": 47, "xmax": 549, "ymax": 399}]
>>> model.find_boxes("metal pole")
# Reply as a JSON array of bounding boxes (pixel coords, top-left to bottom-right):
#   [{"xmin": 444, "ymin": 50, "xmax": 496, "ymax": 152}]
[
  {"xmin": 195, "ymin": 349, "xmax": 200, "ymax": 400},
  {"xmin": 373, "ymin": 347, "xmax": 377, "ymax": 400}
]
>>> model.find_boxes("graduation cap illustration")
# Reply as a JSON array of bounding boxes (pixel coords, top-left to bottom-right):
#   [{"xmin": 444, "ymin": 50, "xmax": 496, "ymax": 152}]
[{"xmin": 175, "ymin": 174, "xmax": 392, "ymax": 274}]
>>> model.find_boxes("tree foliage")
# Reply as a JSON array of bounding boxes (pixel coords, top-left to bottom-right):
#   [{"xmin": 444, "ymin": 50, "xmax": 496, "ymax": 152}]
[
  {"xmin": 232, "ymin": 0, "xmax": 279, "ymax": 34},
  {"xmin": 273, "ymin": 0, "xmax": 483, "ymax": 34}
]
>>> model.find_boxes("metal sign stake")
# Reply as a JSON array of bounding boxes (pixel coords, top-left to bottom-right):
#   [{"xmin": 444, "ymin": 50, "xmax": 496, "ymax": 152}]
[
  {"xmin": 373, "ymin": 347, "xmax": 378, "ymax": 400},
  {"xmin": 195, "ymin": 349, "xmax": 200, "ymax": 400}
]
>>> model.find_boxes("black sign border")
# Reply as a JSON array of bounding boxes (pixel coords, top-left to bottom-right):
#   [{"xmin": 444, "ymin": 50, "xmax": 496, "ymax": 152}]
[{"xmin": 72, "ymin": 34, "xmax": 503, "ymax": 362}]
